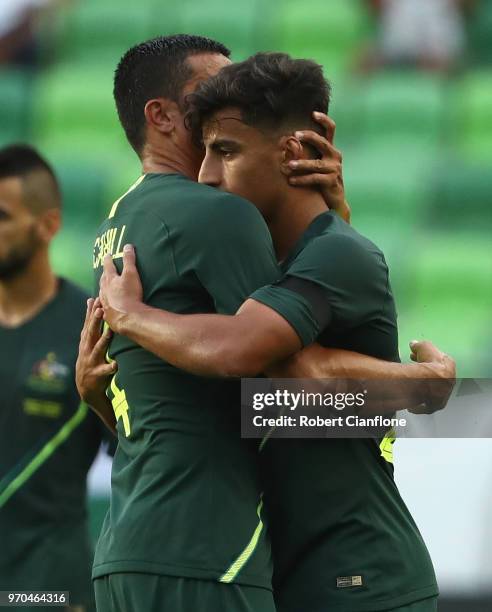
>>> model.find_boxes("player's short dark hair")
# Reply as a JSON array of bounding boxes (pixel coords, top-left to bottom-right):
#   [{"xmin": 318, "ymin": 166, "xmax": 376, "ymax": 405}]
[
  {"xmin": 186, "ymin": 52, "xmax": 331, "ymax": 144},
  {"xmin": 0, "ymin": 144, "xmax": 61, "ymax": 213},
  {"xmin": 114, "ymin": 34, "xmax": 231, "ymax": 154}
]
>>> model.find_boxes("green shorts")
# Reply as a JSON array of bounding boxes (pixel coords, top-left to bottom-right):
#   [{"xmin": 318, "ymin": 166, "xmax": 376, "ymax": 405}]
[
  {"xmin": 390, "ymin": 597, "xmax": 438, "ymax": 612},
  {"xmin": 275, "ymin": 594, "xmax": 438, "ymax": 612},
  {"xmin": 93, "ymin": 573, "xmax": 275, "ymax": 612}
]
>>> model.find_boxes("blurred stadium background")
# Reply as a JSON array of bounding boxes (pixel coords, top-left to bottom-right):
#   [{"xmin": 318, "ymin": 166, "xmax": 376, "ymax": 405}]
[{"xmin": 1, "ymin": 0, "xmax": 491, "ymax": 609}]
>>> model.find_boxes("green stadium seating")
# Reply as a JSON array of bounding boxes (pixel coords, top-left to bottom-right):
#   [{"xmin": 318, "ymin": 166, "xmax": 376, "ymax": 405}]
[
  {"xmin": 365, "ymin": 73, "xmax": 445, "ymax": 145},
  {"xmin": 344, "ymin": 142, "xmax": 434, "ymax": 228},
  {"xmin": 135, "ymin": 0, "xmax": 186, "ymax": 39},
  {"xmin": 274, "ymin": 0, "xmax": 370, "ymax": 74},
  {"xmin": 163, "ymin": 0, "xmax": 259, "ymax": 60},
  {"xmin": 427, "ymin": 158, "xmax": 492, "ymax": 230},
  {"xmin": 106, "ymin": 154, "xmax": 142, "ymax": 209},
  {"xmin": 33, "ymin": 64, "xmax": 126, "ymax": 159},
  {"xmin": 453, "ymin": 71, "xmax": 492, "ymax": 161},
  {"xmin": 410, "ymin": 235, "xmax": 491, "ymax": 302},
  {"xmin": 334, "ymin": 72, "xmax": 446, "ymax": 147},
  {"xmin": 396, "ymin": 233, "xmax": 492, "ymax": 377},
  {"xmin": 49, "ymin": 153, "xmax": 140, "ymax": 290},
  {"xmin": 342, "ymin": 141, "xmax": 437, "ymax": 307},
  {"xmin": 51, "ymin": 226, "xmax": 95, "ymax": 290},
  {"xmin": 329, "ymin": 77, "xmax": 364, "ymax": 148},
  {"xmin": 53, "ymin": 158, "xmax": 110, "ymax": 227},
  {"xmin": 54, "ymin": 3, "xmax": 152, "ymax": 67},
  {"xmin": 47, "ymin": 156, "xmax": 109, "ymax": 290},
  {"xmin": 0, "ymin": 70, "xmax": 33, "ymax": 146},
  {"xmin": 341, "ymin": 133, "xmax": 465, "ymax": 311}
]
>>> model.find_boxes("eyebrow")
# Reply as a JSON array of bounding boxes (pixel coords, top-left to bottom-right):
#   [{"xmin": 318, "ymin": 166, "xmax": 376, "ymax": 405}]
[{"xmin": 208, "ymin": 138, "xmax": 240, "ymax": 150}]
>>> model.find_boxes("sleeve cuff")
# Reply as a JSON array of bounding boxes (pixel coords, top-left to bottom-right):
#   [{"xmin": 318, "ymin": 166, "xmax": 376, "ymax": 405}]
[{"xmin": 250, "ymin": 285, "xmax": 319, "ymax": 347}]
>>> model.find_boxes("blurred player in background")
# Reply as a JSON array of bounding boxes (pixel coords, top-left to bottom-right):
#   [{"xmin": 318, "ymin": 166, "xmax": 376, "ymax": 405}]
[
  {"xmin": 0, "ymin": 145, "xmax": 113, "ymax": 612},
  {"xmin": 95, "ymin": 54, "xmax": 455, "ymax": 612},
  {"xmin": 361, "ymin": 0, "xmax": 476, "ymax": 73},
  {"xmin": 0, "ymin": 0, "xmax": 57, "ymax": 68}
]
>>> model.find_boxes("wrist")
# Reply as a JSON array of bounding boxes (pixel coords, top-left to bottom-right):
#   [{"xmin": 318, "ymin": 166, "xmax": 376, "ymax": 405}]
[
  {"xmin": 404, "ymin": 360, "xmax": 448, "ymax": 405},
  {"xmin": 397, "ymin": 363, "xmax": 433, "ymax": 404},
  {"xmin": 416, "ymin": 359, "xmax": 449, "ymax": 379},
  {"xmin": 115, "ymin": 301, "xmax": 149, "ymax": 337}
]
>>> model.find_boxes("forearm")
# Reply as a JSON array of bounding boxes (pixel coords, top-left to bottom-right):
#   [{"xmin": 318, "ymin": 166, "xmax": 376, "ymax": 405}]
[
  {"xmin": 269, "ymin": 344, "xmax": 439, "ymax": 380},
  {"xmin": 116, "ymin": 304, "xmax": 268, "ymax": 378},
  {"xmin": 267, "ymin": 344, "xmax": 449, "ymax": 414}
]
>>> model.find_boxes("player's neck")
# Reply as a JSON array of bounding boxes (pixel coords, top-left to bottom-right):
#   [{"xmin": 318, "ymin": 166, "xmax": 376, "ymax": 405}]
[
  {"xmin": 0, "ymin": 251, "xmax": 58, "ymax": 328},
  {"xmin": 269, "ymin": 188, "xmax": 328, "ymax": 262},
  {"xmin": 140, "ymin": 142, "xmax": 200, "ymax": 180}
]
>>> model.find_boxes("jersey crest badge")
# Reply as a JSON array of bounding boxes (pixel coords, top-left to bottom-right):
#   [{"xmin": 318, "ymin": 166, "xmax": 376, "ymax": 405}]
[{"xmin": 27, "ymin": 352, "xmax": 70, "ymax": 393}]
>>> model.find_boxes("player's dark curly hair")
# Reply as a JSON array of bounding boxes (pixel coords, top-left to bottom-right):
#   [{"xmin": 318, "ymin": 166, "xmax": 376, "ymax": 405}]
[
  {"xmin": 186, "ymin": 52, "xmax": 331, "ymax": 145},
  {"xmin": 114, "ymin": 34, "xmax": 231, "ymax": 154}
]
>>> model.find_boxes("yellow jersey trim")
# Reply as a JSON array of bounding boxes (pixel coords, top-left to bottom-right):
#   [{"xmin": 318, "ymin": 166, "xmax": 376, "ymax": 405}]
[
  {"xmin": 0, "ymin": 403, "xmax": 88, "ymax": 508},
  {"xmin": 380, "ymin": 428, "xmax": 396, "ymax": 464},
  {"xmin": 220, "ymin": 498, "xmax": 265, "ymax": 583},
  {"xmin": 108, "ymin": 174, "xmax": 146, "ymax": 219}
]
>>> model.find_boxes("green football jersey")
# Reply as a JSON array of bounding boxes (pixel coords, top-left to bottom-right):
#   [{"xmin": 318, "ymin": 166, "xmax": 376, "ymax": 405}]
[
  {"xmin": 0, "ymin": 279, "xmax": 103, "ymax": 611},
  {"xmin": 92, "ymin": 173, "xmax": 280, "ymax": 590},
  {"xmin": 251, "ymin": 211, "xmax": 439, "ymax": 612}
]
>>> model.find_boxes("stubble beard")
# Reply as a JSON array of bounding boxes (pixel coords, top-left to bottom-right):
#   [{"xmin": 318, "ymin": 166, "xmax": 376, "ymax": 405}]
[{"xmin": 0, "ymin": 228, "xmax": 41, "ymax": 281}]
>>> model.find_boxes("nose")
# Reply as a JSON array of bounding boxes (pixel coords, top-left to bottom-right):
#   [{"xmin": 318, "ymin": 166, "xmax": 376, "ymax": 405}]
[{"xmin": 198, "ymin": 154, "xmax": 221, "ymax": 187}]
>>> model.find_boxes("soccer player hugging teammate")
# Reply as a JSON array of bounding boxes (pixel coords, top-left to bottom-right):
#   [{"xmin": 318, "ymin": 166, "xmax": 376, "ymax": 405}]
[
  {"xmin": 77, "ymin": 34, "xmax": 428, "ymax": 612},
  {"xmin": 91, "ymin": 53, "xmax": 457, "ymax": 612}
]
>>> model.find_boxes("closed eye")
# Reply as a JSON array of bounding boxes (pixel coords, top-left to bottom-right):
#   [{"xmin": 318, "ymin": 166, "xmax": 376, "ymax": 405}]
[{"xmin": 210, "ymin": 140, "xmax": 240, "ymax": 159}]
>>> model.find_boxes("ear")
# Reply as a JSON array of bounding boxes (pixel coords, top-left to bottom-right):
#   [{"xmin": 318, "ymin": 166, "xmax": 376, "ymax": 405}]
[
  {"xmin": 38, "ymin": 209, "xmax": 61, "ymax": 243},
  {"xmin": 144, "ymin": 98, "xmax": 179, "ymax": 136},
  {"xmin": 279, "ymin": 135, "xmax": 304, "ymax": 176}
]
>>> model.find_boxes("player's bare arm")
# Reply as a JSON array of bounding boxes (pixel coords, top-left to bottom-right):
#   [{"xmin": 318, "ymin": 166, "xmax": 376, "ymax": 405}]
[
  {"xmin": 96, "ymin": 246, "xmax": 455, "ymax": 414},
  {"xmin": 270, "ymin": 340, "xmax": 455, "ymax": 415},
  {"xmin": 100, "ymin": 247, "xmax": 300, "ymax": 378},
  {"xmin": 76, "ymin": 298, "xmax": 117, "ymax": 434}
]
